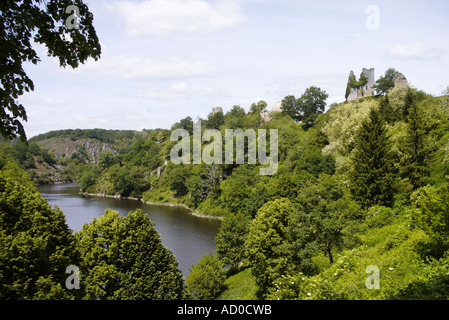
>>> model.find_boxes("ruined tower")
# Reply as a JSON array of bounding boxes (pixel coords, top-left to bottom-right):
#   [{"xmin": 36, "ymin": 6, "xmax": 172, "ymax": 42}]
[{"xmin": 346, "ymin": 68, "xmax": 375, "ymax": 101}]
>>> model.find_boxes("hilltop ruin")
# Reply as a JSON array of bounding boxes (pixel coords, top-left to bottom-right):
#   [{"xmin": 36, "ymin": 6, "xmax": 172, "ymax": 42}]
[{"xmin": 346, "ymin": 68, "xmax": 375, "ymax": 101}]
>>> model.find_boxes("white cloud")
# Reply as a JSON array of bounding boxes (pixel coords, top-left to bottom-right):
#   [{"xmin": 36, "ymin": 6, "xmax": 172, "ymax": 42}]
[
  {"xmin": 69, "ymin": 54, "xmax": 216, "ymax": 80},
  {"xmin": 108, "ymin": 0, "xmax": 246, "ymax": 36},
  {"xmin": 140, "ymin": 82, "xmax": 215, "ymax": 99},
  {"xmin": 385, "ymin": 43, "xmax": 445, "ymax": 61}
]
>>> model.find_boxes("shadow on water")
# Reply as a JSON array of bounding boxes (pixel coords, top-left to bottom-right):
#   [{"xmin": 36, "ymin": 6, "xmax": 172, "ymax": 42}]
[{"xmin": 36, "ymin": 183, "xmax": 222, "ymax": 277}]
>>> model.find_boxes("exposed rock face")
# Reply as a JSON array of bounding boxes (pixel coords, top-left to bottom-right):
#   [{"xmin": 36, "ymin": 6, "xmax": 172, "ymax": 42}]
[
  {"xmin": 212, "ymin": 107, "xmax": 223, "ymax": 114},
  {"xmin": 37, "ymin": 137, "xmax": 116, "ymax": 164},
  {"xmin": 261, "ymin": 101, "xmax": 283, "ymax": 122},
  {"xmin": 394, "ymin": 73, "xmax": 408, "ymax": 87}
]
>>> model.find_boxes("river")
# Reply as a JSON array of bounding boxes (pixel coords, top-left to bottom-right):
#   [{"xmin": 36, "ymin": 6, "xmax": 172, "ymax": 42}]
[{"xmin": 36, "ymin": 183, "xmax": 221, "ymax": 277}]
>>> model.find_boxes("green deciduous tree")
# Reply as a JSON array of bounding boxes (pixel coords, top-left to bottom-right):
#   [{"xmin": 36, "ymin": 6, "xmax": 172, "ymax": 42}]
[
  {"xmin": 206, "ymin": 111, "xmax": 224, "ymax": 130},
  {"xmin": 216, "ymin": 212, "xmax": 250, "ymax": 272},
  {"xmin": 0, "ymin": 160, "xmax": 77, "ymax": 299},
  {"xmin": 245, "ymin": 198, "xmax": 297, "ymax": 298},
  {"xmin": 296, "ymin": 174, "xmax": 362, "ymax": 265},
  {"xmin": 186, "ymin": 252, "xmax": 225, "ymax": 300},
  {"xmin": 224, "ymin": 105, "xmax": 246, "ymax": 129},
  {"xmin": 249, "ymin": 100, "xmax": 267, "ymax": 114},
  {"xmin": 167, "ymin": 165, "xmax": 191, "ymax": 197},
  {"xmin": 298, "ymin": 86, "xmax": 328, "ymax": 130},
  {"xmin": 374, "ymin": 68, "xmax": 400, "ymax": 95},
  {"xmin": 76, "ymin": 209, "xmax": 185, "ymax": 300},
  {"xmin": 0, "ymin": 0, "xmax": 101, "ymax": 141},
  {"xmin": 411, "ymin": 184, "xmax": 449, "ymax": 258},
  {"xmin": 350, "ymin": 108, "xmax": 394, "ymax": 208},
  {"xmin": 98, "ymin": 150, "xmax": 115, "ymax": 170},
  {"xmin": 281, "ymin": 95, "xmax": 300, "ymax": 121}
]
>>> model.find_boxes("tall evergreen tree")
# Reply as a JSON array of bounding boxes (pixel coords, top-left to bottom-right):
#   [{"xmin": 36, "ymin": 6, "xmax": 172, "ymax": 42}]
[
  {"xmin": 350, "ymin": 108, "xmax": 394, "ymax": 208},
  {"xmin": 400, "ymin": 88, "xmax": 433, "ymax": 189}
]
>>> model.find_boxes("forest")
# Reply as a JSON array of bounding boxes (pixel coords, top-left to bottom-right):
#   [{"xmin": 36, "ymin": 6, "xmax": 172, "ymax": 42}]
[{"xmin": 2, "ymin": 69, "xmax": 449, "ymax": 300}]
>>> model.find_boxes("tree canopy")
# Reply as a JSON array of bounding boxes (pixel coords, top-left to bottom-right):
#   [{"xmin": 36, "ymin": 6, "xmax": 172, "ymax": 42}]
[{"xmin": 0, "ymin": 0, "xmax": 101, "ymax": 141}]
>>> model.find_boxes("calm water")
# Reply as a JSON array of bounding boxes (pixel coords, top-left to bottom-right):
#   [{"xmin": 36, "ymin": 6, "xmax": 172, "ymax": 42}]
[{"xmin": 36, "ymin": 183, "xmax": 221, "ymax": 276}]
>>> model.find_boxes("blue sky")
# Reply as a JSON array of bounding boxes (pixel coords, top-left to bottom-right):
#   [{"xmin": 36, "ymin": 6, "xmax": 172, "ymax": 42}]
[{"xmin": 21, "ymin": 0, "xmax": 449, "ymax": 137}]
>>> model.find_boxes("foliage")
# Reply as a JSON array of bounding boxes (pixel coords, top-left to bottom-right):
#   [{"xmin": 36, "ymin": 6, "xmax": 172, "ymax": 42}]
[
  {"xmin": 206, "ymin": 111, "xmax": 225, "ymax": 130},
  {"xmin": 0, "ymin": 159, "xmax": 77, "ymax": 299},
  {"xmin": 220, "ymin": 165, "xmax": 259, "ymax": 214},
  {"xmin": 245, "ymin": 198, "xmax": 297, "ymax": 298},
  {"xmin": 393, "ymin": 253, "xmax": 449, "ymax": 300},
  {"xmin": 167, "ymin": 165, "xmax": 191, "ymax": 197},
  {"xmin": 350, "ymin": 108, "xmax": 394, "ymax": 208},
  {"xmin": 399, "ymin": 88, "xmax": 435, "ymax": 188},
  {"xmin": 296, "ymin": 174, "xmax": 362, "ymax": 264},
  {"xmin": 3, "ymin": 73, "xmax": 449, "ymax": 301},
  {"xmin": 249, "ymin": 100, "xmax": 267, "ymax": 114},
  {"xmin": 281, "ymin": 95, "xmax": 300, "ymax": 121},
  {"xmin": 322, "ymin": 98, "xmax": 377, "ymax": 172},
  {"xmin": 216, "ymin": 267, "xmax": 258, "ymax": 300},
  {"xmin": 0, "ymin": 0, "xmax": 101, "ymax": 141},
  {"xmin": 216, "ymin": 212, "xmax": 250, "ymax": 271},
  {"xmin": 281, "ymin": 86, "xmax": 328, "ymax": 129},
  {"xmin": 186, "ymin": 253, "xmax": 225, "ymax": 300},
  {"xmin": 410, "ymin": 184, "xmax": 449, "ymax": 258},
  {"xmin": 345, "ymin": 71, "xmax": 370, "ymax": 99},
  {"xmin": 374, "ymin": 68, "xmax": 400, "ymax": 95},
  {"xmin": 76, "ymin": 209, "xmax": 185, "ymax": 300},
  {"xmin": 297, "ymin": 86, "xmax": 329, "ymax": 130}
]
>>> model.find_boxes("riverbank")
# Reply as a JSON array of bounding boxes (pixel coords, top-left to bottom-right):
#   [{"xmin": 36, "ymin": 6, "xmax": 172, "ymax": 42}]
[{"xmin": 80, "ymin": 192, "xmax": 224, "ymax": 221}]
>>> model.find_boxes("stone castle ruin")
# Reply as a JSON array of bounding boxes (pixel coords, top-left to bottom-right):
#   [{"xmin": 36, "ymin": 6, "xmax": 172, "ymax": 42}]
[{"xmin": 346, "ymin": 68, "xmax": 375, "ymax": 101}]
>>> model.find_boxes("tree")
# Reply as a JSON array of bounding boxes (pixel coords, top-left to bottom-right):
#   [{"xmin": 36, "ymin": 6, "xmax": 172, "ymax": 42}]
[
  {"xmin": 399, "ymin": 88, "xmax": 434, "ymax": 189},
  {"xmin": 186, "ymin": 253, "xmax": 225, "ymax": 300},
  {"xmin": 296, "ymin": 174, "xmax": 361, "ymax": 265},
  {"xmin": 206, "ymin": 111, "xmax": 224, "ymax": 130},
  {"xmin": 378, "ymin": 94, "xmax": 395, "ymax": 123},
  {"xmin": 374, "ymin": 68, "xmax": 400, "ymax": 95},
  {"xmin": 295, "ymin": 148, "xmax": 336, "ymax": 177},
  {"xmin": 281, "ymin": 95, "xmax": 300, "ymax": 121},
  {"xmin": 297, "ymin": 86, "xmax": 328, "ymax": 130},
  {"xmin": 220, "ymin": 165, "xmax": 258, "ymax": 214},
  {"xmin": 98, "ymin": 150, "xmax": 115, "ymax": 170},
  {"xmin": 0, "ymin": 159, "xmax": 78, "ymax": 299},
  {"xmin": 350, "ymin": 108, "xmax": 394, "ymax": 208},
  {"xmin": 411, "ymin": 184, "xmax": 449, "ymax": 258},
  {"xmin": 224, "ymin": 105, "xmax": 246, "ymax": 129},
  {"xmin": 167, "ymin": 165, "xmax": 191, "ymax": 197},
  {"xmin": 76, "ymin": 209, "xmax": 185, "ymax": 300},
  {"xmin": 216, "ymin": 212, "xmax": 250, "ymax": 272},
  {"xmin": 112, "ymin": 164, "xmax": 151, "ymax": 198},
  {"xmin": 0, "ymin": 0, "xmax": 101, "ymax": 141},
  {"xmin": 249, "ymin": 100, "xmax": 267, "ymax": 114},
  {"xmin": 245, "ymin": 198, "xmax": 297, "ymax": 297}
]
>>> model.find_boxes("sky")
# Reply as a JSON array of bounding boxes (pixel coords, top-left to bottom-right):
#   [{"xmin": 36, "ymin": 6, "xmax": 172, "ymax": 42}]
[{"xmin": 20, "ymin": 0, "xmax": 449, "ymax": 138}]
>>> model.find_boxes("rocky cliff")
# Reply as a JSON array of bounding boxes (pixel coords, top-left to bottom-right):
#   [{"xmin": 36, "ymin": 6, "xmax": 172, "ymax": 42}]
[{"xmin": 37, "ymin": 137, "xmax": 116, "ymax": 164}]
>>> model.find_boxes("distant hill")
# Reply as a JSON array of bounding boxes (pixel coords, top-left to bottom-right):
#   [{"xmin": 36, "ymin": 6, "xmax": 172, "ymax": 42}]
[{"xmin": 36, "ymin": 137, "xmax": 116, "ymax": 164}]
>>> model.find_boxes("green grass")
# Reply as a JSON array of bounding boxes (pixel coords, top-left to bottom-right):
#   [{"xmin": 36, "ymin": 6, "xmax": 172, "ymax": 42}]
[
  {"xmin": 295, "ymin": 216, "xmax": 430, "ymax": 300},
  {"xmin": 216, "ymin": 267, "xmax": 258, "ymax": 300}
]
